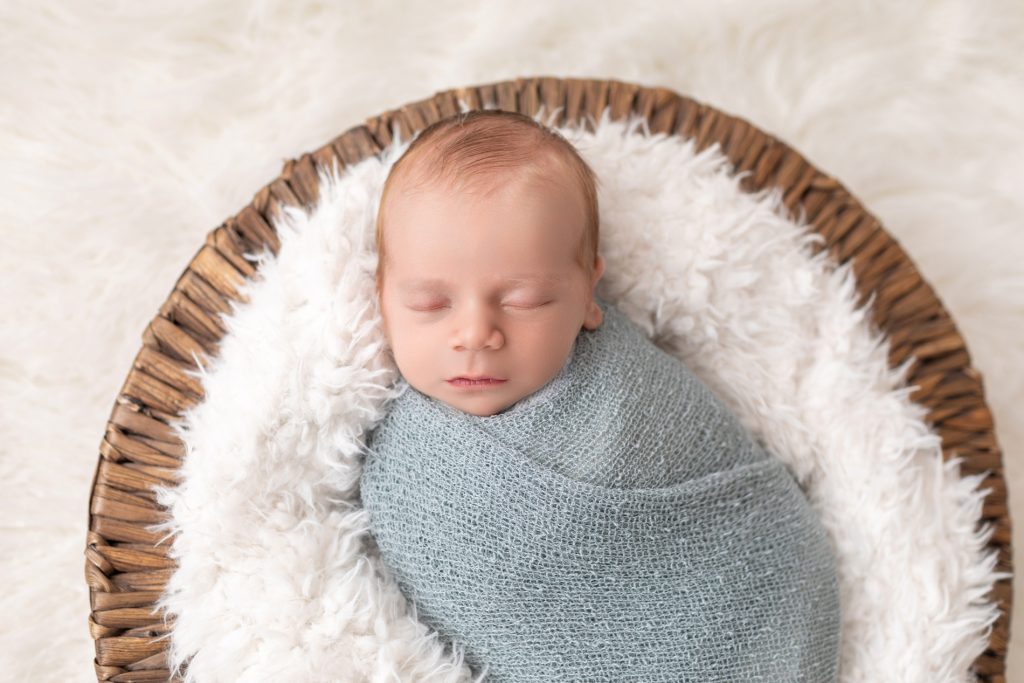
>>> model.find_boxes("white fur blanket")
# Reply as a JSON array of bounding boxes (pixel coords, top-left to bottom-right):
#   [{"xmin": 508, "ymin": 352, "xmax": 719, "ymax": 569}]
[{"xmin": 151, "ymin": 112, "xmax": 1005, "ymax": 682}]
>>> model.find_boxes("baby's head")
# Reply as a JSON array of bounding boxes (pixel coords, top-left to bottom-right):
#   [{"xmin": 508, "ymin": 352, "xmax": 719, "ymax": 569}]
[{"xmin": 375, "ymin": 109, "xmax": 605, "ymax": 417}]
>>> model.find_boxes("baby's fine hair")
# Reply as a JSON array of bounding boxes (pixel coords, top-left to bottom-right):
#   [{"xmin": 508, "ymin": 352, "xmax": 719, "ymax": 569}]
[{"xmin": 374, "ymin": 109, "xmax": 600, "ymax": 290}]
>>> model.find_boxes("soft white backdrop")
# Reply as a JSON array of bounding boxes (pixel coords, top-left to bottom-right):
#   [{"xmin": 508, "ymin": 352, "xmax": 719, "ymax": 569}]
[{"xmin": 1, "ymin": 1, "xmax": 1021, "ymax": 680}]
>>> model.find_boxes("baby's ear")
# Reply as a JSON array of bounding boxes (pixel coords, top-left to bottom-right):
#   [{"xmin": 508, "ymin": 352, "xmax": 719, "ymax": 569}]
[{"xmin": 582, "ymin": 299, "xmax": 604, "ymax": 331}]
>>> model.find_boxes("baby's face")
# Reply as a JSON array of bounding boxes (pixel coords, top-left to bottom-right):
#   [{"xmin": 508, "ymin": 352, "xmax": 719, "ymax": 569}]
[{"xmin": 378, "ymin": 168, "xmax": 604, "ymax": 417}]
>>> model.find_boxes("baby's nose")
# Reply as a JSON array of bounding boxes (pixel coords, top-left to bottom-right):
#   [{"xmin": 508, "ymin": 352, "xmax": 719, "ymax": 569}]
[{"xmin": 452, "ymin": 312, "xmax": 503, "ymax": 351}]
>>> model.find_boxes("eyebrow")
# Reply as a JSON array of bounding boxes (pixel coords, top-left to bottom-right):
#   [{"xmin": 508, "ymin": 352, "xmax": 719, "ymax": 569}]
[{"xmin": 398, "ymin": 274, "xmax": 565, "ymax": 290}]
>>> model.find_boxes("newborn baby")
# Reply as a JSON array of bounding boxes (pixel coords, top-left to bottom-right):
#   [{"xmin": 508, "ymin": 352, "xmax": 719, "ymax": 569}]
[{"xmin": 361, "ymin": 109, "xmax": 842, "ymax": 682}]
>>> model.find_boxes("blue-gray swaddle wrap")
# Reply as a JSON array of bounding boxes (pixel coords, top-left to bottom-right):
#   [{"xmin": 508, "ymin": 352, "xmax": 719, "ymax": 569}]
[{"xmin": 360, "ymin": 297, "xmax": 842, "ymax": 682}]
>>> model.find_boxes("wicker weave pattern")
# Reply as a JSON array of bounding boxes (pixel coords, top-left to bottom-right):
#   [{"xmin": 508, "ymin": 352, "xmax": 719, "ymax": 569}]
[{"xmin": 84, "ymin": 76, "xmax": 1013, "ymax": 683}]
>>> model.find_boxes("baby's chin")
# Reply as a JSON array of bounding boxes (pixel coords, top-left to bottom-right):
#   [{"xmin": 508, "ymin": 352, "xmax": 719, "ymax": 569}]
[
  {"xmin": 440, "ymin": 390, "xmax": 521, "ymax": 417},
  {"xmin": 420, "ymin": 380, "xmax": 527, "ymax": 417}
]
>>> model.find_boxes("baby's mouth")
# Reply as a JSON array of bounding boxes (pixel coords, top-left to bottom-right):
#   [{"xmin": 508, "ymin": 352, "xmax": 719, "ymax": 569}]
[{"xmin": 447, "ymin": 377, "xmax": 507, "ymax": 388}]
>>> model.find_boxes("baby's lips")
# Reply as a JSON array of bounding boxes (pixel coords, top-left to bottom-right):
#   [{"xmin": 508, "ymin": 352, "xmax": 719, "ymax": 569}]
[{"xmin": 447, "ymin": 375, "xmax": 506, "ymax": 381}]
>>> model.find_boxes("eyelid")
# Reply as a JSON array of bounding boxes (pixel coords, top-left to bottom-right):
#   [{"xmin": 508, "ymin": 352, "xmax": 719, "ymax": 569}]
[
  {"xmin": 406, "ymin": 299, "xmax": 551, "ymax": 311},
  {"xmin": 504, "ymin": 300, "xmax": 550, "ymax": 308},
  {"xmin": 405, "ymin": 290, "xmax": 551, "ymax": 303}
]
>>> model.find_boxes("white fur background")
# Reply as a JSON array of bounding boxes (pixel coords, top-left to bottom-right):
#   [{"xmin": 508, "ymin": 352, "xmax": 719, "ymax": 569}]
[{"xmin": 1, "ymin": 1, "xmax": 1021, "ymax": 681}]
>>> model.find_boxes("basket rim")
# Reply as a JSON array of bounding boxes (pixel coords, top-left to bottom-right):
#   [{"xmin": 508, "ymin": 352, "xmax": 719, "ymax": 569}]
[{"xmin": 84, "ymin": 75, "xmax": 1013, "ymax": 682}]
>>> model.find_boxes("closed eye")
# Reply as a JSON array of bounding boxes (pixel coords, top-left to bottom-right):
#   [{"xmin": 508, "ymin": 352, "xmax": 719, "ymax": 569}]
[
  {"xmin": 504, "ymin": 301, "xmax": 551, "ymax": 310},
  {"xmin": 407, "ymin": 301, "xmax": 552, "ymax": 312}
]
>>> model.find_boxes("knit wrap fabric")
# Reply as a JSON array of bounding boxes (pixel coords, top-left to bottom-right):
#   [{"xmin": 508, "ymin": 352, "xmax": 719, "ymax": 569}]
[{"xmin": 360, "ymin": 297, "xmax": 842, "ymax": 682}]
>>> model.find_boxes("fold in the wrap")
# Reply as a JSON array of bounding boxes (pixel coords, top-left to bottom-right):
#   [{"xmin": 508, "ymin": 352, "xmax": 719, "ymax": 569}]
[{"xmin": 360, "ymin": 296, "xmax": 842, "ymax": 682}]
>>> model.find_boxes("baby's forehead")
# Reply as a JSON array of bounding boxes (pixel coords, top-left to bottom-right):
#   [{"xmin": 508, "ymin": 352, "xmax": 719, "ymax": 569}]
[{"xmin": 399, "ymin": 141, "xmax": 573, "ymax": 196}]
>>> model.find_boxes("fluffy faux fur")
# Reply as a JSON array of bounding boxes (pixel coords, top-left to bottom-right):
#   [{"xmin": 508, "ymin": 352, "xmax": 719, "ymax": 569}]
[{"xmin": 149, "ymin": 110, "xmax": 1006, "ymax": 682}]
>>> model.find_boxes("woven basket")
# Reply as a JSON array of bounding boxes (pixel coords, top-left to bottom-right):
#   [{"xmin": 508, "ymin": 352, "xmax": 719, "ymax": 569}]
[{"xmin": 84, "ymin": 76, "xmax": 1013, "ymax": 682}]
